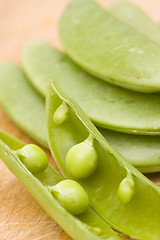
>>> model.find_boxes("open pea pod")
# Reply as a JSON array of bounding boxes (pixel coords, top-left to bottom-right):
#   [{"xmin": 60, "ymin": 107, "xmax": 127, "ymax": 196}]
[
  {"xmin": 108, "ymin": 1, "xmax": 160, "ymax": 44},
  {"xmin": 1, "ymin": 63, "xmax": 160, "ymax": 173},
  {"xmin": 46, "ymin": 81, "xmax": 160, "ymax": 240},
  {"xmin": 22, "ymin": 40, "xmax": 160, "ymax": 134},
  {"xmin": 0, "ymin": 63, "xmax": 47, "ymax": 147},
  {"xmin": 58, "ymin": 0, "xmax": 160, "ymax": 93},
  {"xmin": 0, "ymin": 130, "xmax": 24, "ymax": 150},
  {"xmin": 0, "ymin": 130, "xmax": 120, "ymax": 240}
]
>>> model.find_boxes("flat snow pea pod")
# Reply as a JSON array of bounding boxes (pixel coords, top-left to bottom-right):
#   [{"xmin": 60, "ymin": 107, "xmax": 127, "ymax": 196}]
[
  {"xmin": 58, "ymin": 0, "xmax": 160, "ymax": 93},
  {"xmin": 100, "ymin": 128, "xmax": 160, "ymax": 173},
  {"xmin": 22, "ymin": 40, "xmax": 160, "ymax": 134},
  {"xmin": 46, "ymin": 81, "xmax": 160, "ymax": 240},
  {"xmin": 0, "ymin": 63, "xmax": 47, "ymax": 147},
  {"xmin": 0, "ymin": 130, "xmax": 120, "ymax": 240},
  {"xmin": 108, "ymin": 1, "xmax": 160, "ymax": 45}
]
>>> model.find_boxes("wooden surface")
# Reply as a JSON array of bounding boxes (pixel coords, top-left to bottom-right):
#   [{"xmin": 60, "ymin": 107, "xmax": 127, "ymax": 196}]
[{"xmin": 0, "ymin": 0, "xmax": 160, "ymax": 239}]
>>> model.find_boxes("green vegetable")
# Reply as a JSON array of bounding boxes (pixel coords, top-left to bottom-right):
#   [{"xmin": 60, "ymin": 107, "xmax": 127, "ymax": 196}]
[
  {"xmin": 100, "ymin": 128, "xmax": 160, "ymax": 173},
  {"xmin": 15, "ymin": 144, "xmax": 48, "ymax": 174},
  {"xmin": 0, "ymin": 62, "xmax": 47, "ymax": 146},
  {"xmin": 2, "ymin": 62, "xmax": 160, "ymax": 172},
  {"xmin": 51, "ymin": 179, "xmax": 89, "ymax": 215},
  {"xmin": 46, "ymin": 81, "xmax": 160, "ymax": 240},
  {"xmin": 65, "ymin": 134, "xmax": 97, "ymax": 179},
  {"xmin": 59, "ymin": 0, "xmax": 160, "ymax": 92},
  {"xmin": 53, "ymin": 102, "xmax": 68, "ymax": 125},
  {"xmin": 22, "ymin": 40, "xmax": 160, "ymax": 134},
  {"xmin": 0, "ymin": 130, "xmax": 120, "ymax": 240},
  {"xmin": 108, "ymin": 1, "xmax": 160, "ymax": 44},
  {"xmin": 117, "ymin": 170, "xmax": 134, "ymax": 204}
]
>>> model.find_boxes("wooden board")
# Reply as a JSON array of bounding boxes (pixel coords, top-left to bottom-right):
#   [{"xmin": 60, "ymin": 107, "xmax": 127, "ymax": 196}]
[{"xmin": 0, "ymin": 0, "xmax": 160, "ymax": 239}]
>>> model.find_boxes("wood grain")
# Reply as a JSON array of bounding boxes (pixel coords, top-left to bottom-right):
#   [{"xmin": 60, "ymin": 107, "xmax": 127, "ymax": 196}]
[{"xmin": 0, "ymin": 0, "xmax": 160, "ymax": 239}]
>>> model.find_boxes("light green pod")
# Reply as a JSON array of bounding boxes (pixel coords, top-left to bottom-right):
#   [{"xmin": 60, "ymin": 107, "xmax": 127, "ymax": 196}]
[
  {"xmin": 100, "ymin": 128, "xmax": 160, "ymax": 173},
  {"xmin": 59, "ymin": 0, "xmax": 160, "ymax": 92},
  {"xmin": 0, "ymin": 130, "xmax": 120, "ymax": 240},
  {"xmin": 108, "ymin": 1, "xmax": 160, "ymax": 45},
  {"xmin": 51, "ymin": 180, "xmax": 89, "ymax": 215},
  {"xmin": 0, "ymin": 62, "xmax": 47, "ymax": 147},
  {"xmin": 46, "ymin": 81, "xmax": 160, "ymax": 240},
  {"xmin": 65, "ymin": 135, "xmax": 97, "ymax": 179},
  {"xmin": 15, "ymin": 144, "xmax": 48, "ymax": 174},
  {"xmin": 22, "ymin": 41, "xmax": 160, "ymax": 134}
]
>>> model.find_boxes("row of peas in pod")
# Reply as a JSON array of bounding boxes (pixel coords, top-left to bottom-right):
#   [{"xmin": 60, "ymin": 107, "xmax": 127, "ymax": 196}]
[{"xmin": 0, "ymin": 1, "xmax": 160, "ymax": 240}]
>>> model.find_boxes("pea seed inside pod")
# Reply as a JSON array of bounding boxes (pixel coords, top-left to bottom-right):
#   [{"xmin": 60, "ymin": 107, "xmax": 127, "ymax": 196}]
[
  {"xmin": 15, "ymin": 144, "xmax": 48, "ymax": 174},
  {"xmin": 84, "ymin": 224, "xmax": 101, "ymax": 235},
  {"xmin": 117, "ymin": 170, "xmax": 134, "ymax": 204},
  {"xmin": 50, "ymin": 179, "xmax": 89, "ymax": 215},
  {"xmin": 53, "ymin": 102, "xmax": 68, "ymax": 125},
  {"xmin": 65, "ymin": 135, "xmax": 98, "ymax": 179}
]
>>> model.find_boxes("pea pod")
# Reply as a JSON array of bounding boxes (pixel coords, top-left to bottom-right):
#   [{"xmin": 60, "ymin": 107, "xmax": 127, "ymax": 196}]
[
  {"xmin": 58, "ymin": 0, "xmax": 160, "ymax": 93},
  {"xmin": 100, "ymin": 128, "xmax": 160, "ymax": 173},
  {"xmin": 46, "ymin": 81, "xmax": 160, "ymax": 240},
  {"xmin": 1, "ymin": 63, "xmax": 160, "ymax": 172},
  {"xmin": 0, "ymin": 63, "xmax": 47, "ymax": 147},
  {"xmin": 22, "ymin": 40, "xmax": 160, "ymax": 134},
  {"xmin": 0, "ymin": 130, "xmax": 120, "ymax": 240},
  {"xmin": 108, "ymin": 1, "xmax": 160, "ymax": 45}
]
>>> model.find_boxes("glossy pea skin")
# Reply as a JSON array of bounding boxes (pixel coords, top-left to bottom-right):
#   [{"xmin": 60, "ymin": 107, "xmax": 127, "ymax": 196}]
[
  {"xmin": 117, "ymin": 176, "xmax": 134, "ymax": 204},
  {"xmin": 53, "ymin": 102, "xmax": 68, "ymax": 125},
  {"xmin": 65, "ymin": 142, "xmax": 97, "ymax": 179},
  {"xmin": 16, "ymin": 144, "xmax": 48, "ymax": 174},
  {"xmin": 51, "ymin": 180, "xmax": 89, "ymax": 215}
]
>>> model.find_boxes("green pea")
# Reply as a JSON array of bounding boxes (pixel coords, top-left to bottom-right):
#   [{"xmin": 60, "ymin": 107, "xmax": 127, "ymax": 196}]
[
  {"xmin": 15, "ymin": 144, "xmax": 48, "ymax": 173},
  {"xmin": 65, "ymin": 135, "xmax": 97, "ymax": 179},
  {"xmin": 117, "ymin": 170, "xmax": 134, "ymax": 204},
  {"xmin": 53, "ymin": 102, "xmax": 68, "ymax": 125},
  {"xmin": 50, "ymin": 179, "xmax": 89, "ymax": 215}
]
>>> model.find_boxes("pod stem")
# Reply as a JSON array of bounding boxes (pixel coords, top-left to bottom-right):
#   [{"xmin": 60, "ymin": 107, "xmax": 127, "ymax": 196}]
[
  {"xmin": 61, "ymin": 101, "xmax": 68, "ymax": 110},
  {"xmin": 126, "ymin": 169, "xmax": 134, "ymax": 184},
  {"xmin": 84, "ymin": 133, "xmax": 94, "ymax": 147},
  {"xmin": 14, "ymin": 149, "xmax": 26, "ymax": 159}
]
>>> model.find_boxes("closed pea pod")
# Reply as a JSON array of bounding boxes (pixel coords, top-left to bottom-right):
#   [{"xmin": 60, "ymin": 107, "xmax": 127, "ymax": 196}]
[
  {"xmin": 46, "ymin": 81, "xmax": 160, "ymax": 240},
  {"xmin": 22, "ymin": 40, "xmax": 160, "ymax": 134},
  {"xmin": 0, "ymin": 63, "xmax": 47, "ymax": 146},
  {"xmin": 108, "ymin": 1, "xmax": 160, "ymax": 45},
  {"xmin": 58, "ymin": 0, "xmax": 160, "ymax": 93}
]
